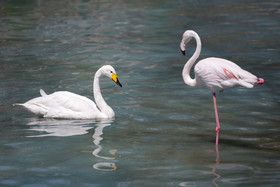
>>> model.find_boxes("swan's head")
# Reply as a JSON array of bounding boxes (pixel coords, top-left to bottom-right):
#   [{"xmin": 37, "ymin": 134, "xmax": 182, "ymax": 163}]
[
  {"xmin": 100, "ymin": 65, "xmax": 122, "ymax": 87},
  {"xmin": 180, "ymin": 30, "xmax": 195, "ymax": 55}
]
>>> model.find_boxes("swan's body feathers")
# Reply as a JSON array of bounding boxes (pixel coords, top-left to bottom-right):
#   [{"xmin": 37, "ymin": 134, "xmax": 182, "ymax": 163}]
[
  {"xmin": 21, "ymin": 91, "xmax": 106, "ymax": 119},
  {"xmin": 15, "ymin": 65, "xmax": 122, "ymax": 119}
]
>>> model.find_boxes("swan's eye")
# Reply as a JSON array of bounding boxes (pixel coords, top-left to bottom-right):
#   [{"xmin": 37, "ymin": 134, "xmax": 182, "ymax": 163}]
[{"xmin": 110, "ymin": 71, "xmax": 113, "ymax": 73}]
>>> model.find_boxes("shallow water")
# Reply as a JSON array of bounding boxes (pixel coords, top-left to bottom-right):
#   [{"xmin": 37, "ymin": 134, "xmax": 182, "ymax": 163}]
[{"xmin": 1, "ymin": 0, "xmax": 280, "ymax": 186}]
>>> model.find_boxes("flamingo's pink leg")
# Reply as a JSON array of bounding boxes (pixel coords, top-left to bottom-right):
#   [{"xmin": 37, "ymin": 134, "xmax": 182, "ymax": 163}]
[
  {"xmin": 215, "ymin": 130, "xmax": 220, "ymax": 147},
  {"xmin": 212, "ymin": 92, "xmax": 220, "ymax": 145},
  {"xmin": 215, "ymin": 136, "xmax": 220, "ymax": 164}
]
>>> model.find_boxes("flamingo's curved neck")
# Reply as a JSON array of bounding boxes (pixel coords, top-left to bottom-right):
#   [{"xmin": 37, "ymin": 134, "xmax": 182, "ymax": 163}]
[
  {"xmin": 94, "ymin": 70, "xmax": 114, "ymax": 118},
  {"xmin": 182, "ymin": 31, "xmax": 201, "ymax": 87}
]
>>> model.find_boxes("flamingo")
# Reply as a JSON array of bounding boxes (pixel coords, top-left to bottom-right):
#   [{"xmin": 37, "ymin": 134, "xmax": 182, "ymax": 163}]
[
  {"xmin": 180, "ymin": 30, "xmax": 264, "ymax": 145},
  {"xmin": 14, "ymin": 65, "xmax": 122, "ymax": 119}
]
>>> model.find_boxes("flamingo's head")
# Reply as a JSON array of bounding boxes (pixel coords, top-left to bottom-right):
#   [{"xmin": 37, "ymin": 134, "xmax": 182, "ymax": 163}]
[{"xmin": 180, "ymin": 30, "xmax": 194, "ymax": 55}]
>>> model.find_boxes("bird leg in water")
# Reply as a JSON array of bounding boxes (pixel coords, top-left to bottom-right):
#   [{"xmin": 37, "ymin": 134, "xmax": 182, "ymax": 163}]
[{"xmin": 212, "ymin": 92, "xmax": 220, "ymax": 145}]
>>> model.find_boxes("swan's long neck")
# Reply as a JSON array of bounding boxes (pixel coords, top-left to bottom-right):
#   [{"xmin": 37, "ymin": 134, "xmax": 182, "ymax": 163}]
[
  {"xmin": 94, "ymin": 70, "xmax": 114, "ymax": 118},
  {"xmin": 182, "ymin": 31, "xmax": 201, "ymax": 87}
]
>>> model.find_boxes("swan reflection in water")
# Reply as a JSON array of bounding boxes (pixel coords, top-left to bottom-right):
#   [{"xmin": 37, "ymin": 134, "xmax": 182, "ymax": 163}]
[
  {"xmin": 26, "ymin": 118, "xmax": 94, "ymax": 137},
  {"xmin": 25, "ymin": 118, "xmax": 117, "ymax": 171},
  {"xmin": 92, "ymin": 121, "xmax": 117, "ymax": 171}
]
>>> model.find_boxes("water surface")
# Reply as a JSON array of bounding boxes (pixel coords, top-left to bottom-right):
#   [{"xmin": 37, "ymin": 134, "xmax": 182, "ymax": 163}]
[{"xmin": 1, "ymin": 0, "xmax": 279, "ymax": 186}]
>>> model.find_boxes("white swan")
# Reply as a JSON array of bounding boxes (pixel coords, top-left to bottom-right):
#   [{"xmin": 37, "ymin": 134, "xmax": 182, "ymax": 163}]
[{"xmin": 14, "ymin": 65, "xmax": 122, "ymax": 119}]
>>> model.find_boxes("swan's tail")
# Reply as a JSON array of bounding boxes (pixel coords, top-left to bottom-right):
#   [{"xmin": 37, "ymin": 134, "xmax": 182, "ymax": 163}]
[
  {"xmin": 13, "ymin": 103, "xmax": 24, "ymax": 107},
  {"xmin": 13, "ymin": 89, "xmax": 46, "ymax": 107},
  {"xmin": 40, "ymin": 89, "xmax": 47, "ymax": 96}
]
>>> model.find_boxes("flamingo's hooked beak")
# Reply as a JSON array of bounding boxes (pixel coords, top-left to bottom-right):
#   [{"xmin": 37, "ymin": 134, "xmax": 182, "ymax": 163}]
[
  {"xmin": 181, "ymin": 49, "xmax": 186, "ymax": 55},
  {"xmin": 180, "ymin": 40, "xmax": 186, "ymax": 55}
]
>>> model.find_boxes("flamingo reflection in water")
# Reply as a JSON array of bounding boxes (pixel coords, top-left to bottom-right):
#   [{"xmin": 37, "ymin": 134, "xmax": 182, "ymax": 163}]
[{"xmin": 211, "ymin": 144, "xmax": 221, "ymax": 187}]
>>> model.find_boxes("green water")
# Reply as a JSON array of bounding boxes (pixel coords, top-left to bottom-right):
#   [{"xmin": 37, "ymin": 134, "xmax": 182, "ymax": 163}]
[{"xmin": 1, "ymin": 0, "xmax": 279, "ymax": 186}]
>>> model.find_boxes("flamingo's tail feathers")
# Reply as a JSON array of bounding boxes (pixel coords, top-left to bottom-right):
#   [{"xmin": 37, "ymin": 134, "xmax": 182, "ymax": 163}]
[
  {"xmin": 256, "ymin": 78, "xmax": 264, "ymax": 85},
  {"xmin": 238, "ymin": 80, "xmax": 254, "ymax": 88},
  {"xmin": 40, "ymin": 89, "xmax": 47, "ymax": 97}
]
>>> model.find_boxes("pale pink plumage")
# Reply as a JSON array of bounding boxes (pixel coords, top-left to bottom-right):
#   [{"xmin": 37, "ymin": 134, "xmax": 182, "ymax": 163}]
[
  {"xmin": 180, "ymin": 30, "xmax": 264, "ymax": 145},
  {"xmin": 195, "ymin": 57, "xmax": 260, "ymax": 92}
]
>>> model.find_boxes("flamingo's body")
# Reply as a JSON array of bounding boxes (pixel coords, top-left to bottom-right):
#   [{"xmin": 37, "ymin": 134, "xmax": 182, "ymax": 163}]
[
  {"xmin": 194, "ymin": 57, "xmax": 263, "ymax": 92},
  {"xmin": 14, "ymin": 65, "xmax": 122, "ymax": 119},
  {"xmin": 180, "ymin": 30, "xmax": 264, "ymax": 145}
]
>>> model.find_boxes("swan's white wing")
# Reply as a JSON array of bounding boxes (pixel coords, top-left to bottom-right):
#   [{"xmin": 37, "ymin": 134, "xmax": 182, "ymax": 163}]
[
  {"xmin": 22, "ymin": 91, "xmax": 105, "ymax": 119},
  {"xmin": 195, "ymin": 57, "xmax": 258, "ymax": 92}
]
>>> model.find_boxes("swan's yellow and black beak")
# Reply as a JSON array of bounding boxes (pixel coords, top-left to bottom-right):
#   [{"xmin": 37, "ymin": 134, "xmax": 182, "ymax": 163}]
[{"xmin": 112, "ymin": 73, "xmax": 122, "ymax": 87}]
